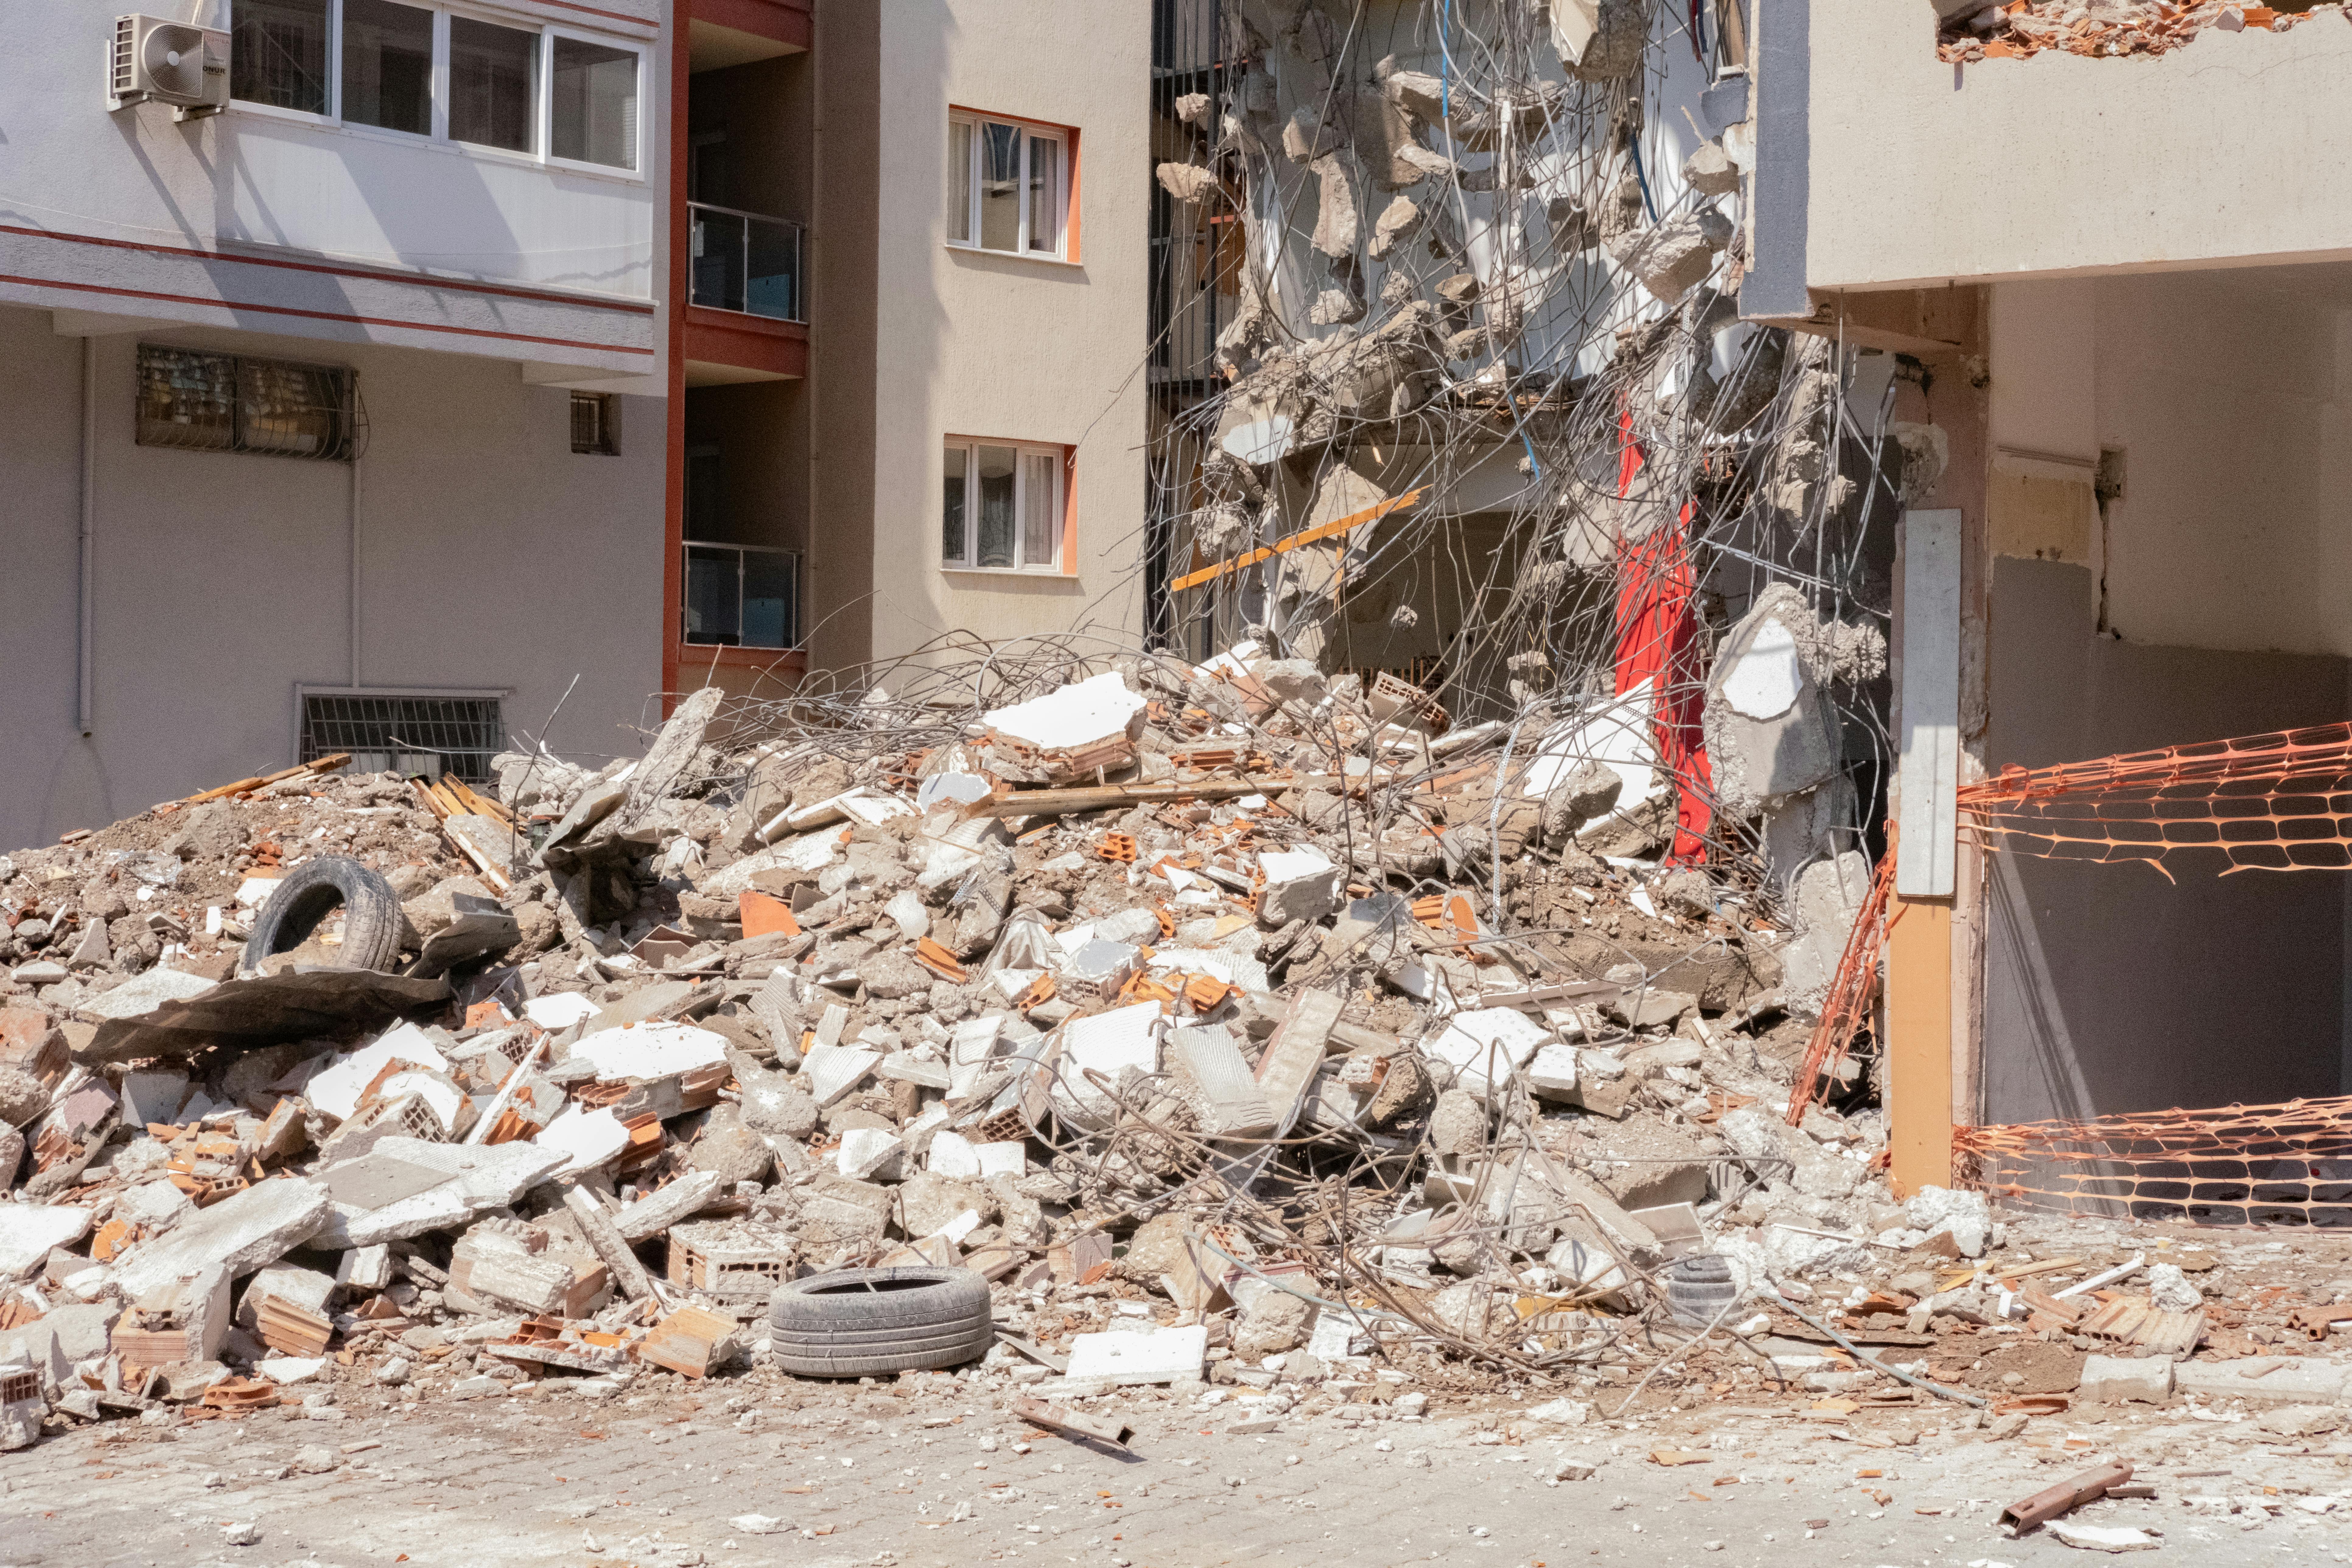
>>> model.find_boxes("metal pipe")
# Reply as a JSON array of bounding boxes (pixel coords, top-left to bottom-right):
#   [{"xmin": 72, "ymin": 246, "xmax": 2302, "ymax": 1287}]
[
  {"xmin": 78, "ymin": 335, "xmax": 97, "ymax": 736},
  {"xmin": 349, "ymin": 453, "xmax": 362, "ymax": 686}
]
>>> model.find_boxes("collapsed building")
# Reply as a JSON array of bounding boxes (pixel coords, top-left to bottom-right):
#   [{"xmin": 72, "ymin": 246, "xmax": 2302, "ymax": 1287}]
[{"xmin": 0, "ymin": 0, "xmax": 2349, "ymax": 1482}]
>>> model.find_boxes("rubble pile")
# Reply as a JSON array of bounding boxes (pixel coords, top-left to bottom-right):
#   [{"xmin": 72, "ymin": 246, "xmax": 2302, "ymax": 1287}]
[
  {"xmin": 0, "ymin": 651, "xmax": 2331, "ymax": 1458},
  {"xmin": 1936, "ymin": 0, "xmax": 2343, "ymax": 63}
]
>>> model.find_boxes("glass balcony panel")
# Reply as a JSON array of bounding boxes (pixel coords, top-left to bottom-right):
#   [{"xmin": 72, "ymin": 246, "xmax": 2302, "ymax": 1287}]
[
  {"xmin": 688, "ymin": 205, "xmax": 804, "ymax": 323},
  {"xmin": 684, "ymin": 544, "xmax": 742, "ymax": 645}
]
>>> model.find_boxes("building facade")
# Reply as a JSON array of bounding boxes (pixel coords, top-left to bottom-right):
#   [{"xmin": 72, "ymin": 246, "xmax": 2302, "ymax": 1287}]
[
  {"xmin": 669, "ymin": 0, "xmax": 1150, "ymax": 705},
  {"xmin": 1, "ymin": 0, "xmax": 1149, "ymax": 850},
  {"xmin": 0, "ymin": 0, "xmax": 671, "ymax": 851}
]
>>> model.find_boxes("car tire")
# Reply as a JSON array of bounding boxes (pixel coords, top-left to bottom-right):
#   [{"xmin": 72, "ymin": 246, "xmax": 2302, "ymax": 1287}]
[
  {"xmin": 242, "ymin": 856, "xmax": 406, "ymax": 975},
  {"xmin": 767, "ymin": 1267, "xmax": 994, "ymax": 1378}
]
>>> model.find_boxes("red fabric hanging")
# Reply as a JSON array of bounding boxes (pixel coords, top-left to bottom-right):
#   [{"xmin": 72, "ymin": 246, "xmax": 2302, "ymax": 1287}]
[{"xmin": 1612, "ymin": 411, "xmax": 1713, "ymax": 864}]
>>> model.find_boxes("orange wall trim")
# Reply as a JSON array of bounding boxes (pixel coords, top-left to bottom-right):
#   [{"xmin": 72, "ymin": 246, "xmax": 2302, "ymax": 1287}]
[{"xmin": 1886, "ymin": 896, "xmax": 1956, "ymax": 1198}]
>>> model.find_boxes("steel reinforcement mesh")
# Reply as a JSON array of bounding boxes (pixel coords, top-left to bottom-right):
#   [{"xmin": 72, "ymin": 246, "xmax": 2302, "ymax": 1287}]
[{"xmin": 1955, "ymin": 1099, "xmax": 2352, "ymax": 1228}]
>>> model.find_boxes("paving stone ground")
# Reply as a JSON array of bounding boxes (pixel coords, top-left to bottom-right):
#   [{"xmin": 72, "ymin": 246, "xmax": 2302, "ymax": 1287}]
[{"xmin": 3, "ymin": 1378, "xmax": 2346, "ymax": 1568}]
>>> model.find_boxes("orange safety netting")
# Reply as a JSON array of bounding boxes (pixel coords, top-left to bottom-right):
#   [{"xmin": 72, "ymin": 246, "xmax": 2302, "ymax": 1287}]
[
  {"xmin": 1783, "ymin": 833, "xmax": 1899, "ymax": 1123},
  {"xmin": 1956, "ymin": 721, "xmax": 2352, "ymax": 878},
  {"xmin": 1955, "ymin": 1097, "xmax": 2352, "ymax": 1227}
]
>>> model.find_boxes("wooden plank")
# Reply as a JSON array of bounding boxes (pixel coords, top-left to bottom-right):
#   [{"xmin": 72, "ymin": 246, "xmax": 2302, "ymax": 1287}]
[
  {"xmin": 1168, "ymin": 487, "xmax": 1428, "ymax": 593},
  {"xmin": 1011, "ymin": 1396, "xmax": 1132, "ymax": 1448},
  {"xmin": 183, "ymin": 753, "xmax": 352, "ymax": 805}
]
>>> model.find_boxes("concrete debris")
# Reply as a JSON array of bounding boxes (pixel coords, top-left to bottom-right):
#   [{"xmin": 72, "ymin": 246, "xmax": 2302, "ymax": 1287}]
[
  {"xmin": 1940, "ymin": 0, "xmax": 2328, "ymax": 61},
  {"xmin": 0, "ymin": 473, "xmax": 2321, "ymax": 1465}
]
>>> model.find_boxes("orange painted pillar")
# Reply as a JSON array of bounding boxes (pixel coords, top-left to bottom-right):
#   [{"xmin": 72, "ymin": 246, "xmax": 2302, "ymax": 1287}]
[{"xmin": 1885, "ymin": 897, "xmax": 1954, "ymax": 1198}]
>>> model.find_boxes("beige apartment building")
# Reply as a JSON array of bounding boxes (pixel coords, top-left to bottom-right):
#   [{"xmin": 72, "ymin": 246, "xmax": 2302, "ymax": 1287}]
[
  {"xmin": 0, "ymin": 0, "xmax": 1149, "ymax": 851},
  {"xmin": 1740, "ymin": 1, "xmax": 2352, "ymax": 1194},
  {"xmin": 670, "ymin": 0, "xmax": 1150, "ymax": 702}
]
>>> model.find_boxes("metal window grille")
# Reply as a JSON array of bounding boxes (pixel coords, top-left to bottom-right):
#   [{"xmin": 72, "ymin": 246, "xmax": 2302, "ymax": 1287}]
[
  {"xmin": 571, "ymin": 391, "xmax": 620, "ymax": 455},
  {"xmin": 137, "ymin": 344, "xmax": 359, "ymax": 460},
  {"xmin": 300, "ymin": 692, "xmax": 503, "ymax": 784}
]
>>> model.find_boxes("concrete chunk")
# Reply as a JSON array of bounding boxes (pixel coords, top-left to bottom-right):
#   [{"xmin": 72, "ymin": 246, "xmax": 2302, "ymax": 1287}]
[
  {"xmin": 1256, "ymin": 847, "xmax": 1342, "ymax": 928},
  {"xmin": 2078, "ymin": 1353, "xmax": 2172, "ymax": 1405},
  {"xmin": 75, "ymin": 967, "xmax": 216, "ymax": 1023},
  {"xmin": 0, "ymin": 1206, "xmax": 95, "ymax": 1282},
  {"xmin": 1065, "ymin": 1325, "xmax": 1208, "ymax": 1385},
  {"xmin": 113, "ymin": 1179, "xmax": 330, "ymax": 1301},
  {"xmin": 2175, "ymin": 1356, "xmax": 2350, "ymax": 1407},
  {"xmin": 614, "ymin": 1170, "xmax": 727, "ymax": 1243},
  {"xmin": 1168, "ymin": 1024, "xmax": 1277, "ymax": 1137},
  {"xmin": 1423, "ymin": 1008, "xmax": 1549, "ymax": 1097}
]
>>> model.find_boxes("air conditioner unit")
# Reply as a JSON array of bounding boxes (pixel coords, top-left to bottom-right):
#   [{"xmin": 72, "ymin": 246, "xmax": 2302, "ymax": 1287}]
[{"xmin": 109, "ymin": 14, "xmax": 228, "ymax": 120}]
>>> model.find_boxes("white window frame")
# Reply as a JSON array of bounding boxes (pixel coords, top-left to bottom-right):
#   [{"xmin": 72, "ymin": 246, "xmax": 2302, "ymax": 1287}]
[
  {"xmin": 225, "ymin": 1, "xmax": 643, "ymax": 181},
  {"xmin": 942, "ymin": 438, "xmax": 1066, "ymax": 574},
  {"xmin": 946, "ymin": 110, "xmax": 1070, "ymax": 261}
]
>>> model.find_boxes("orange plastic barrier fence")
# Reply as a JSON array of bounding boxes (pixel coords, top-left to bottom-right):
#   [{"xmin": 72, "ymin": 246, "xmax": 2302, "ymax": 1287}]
[
  {"xmin": 1783, "ymin": 834, "xmax": 1899, "ymax": 1124},
  {"xmin": 1957, "ymin": 721, "xmax": 2352, "ymax": 877},
  {"xmin": 1955, "ymin": 1097, "xmax": 2352, "ymax": 1227}
]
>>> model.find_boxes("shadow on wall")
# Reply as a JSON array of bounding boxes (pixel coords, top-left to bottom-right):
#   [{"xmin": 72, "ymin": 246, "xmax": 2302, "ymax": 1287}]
[
  {"xmin": 36, "ymin": 739, "xmax": 116, "ymax": 848},
  {"xmin": 1982, "ymin": 556, "xmax": 2352, "ymax": 1124}
]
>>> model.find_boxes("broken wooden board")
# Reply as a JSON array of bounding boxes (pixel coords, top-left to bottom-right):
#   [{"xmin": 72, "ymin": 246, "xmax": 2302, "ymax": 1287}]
[{"xmin": 1012, "ymin": 1396, "xmax": 1132, "ymax": 1449}]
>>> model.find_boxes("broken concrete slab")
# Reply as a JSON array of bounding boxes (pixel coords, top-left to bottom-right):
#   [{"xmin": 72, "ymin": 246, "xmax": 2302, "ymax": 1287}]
[
  {"xmin": 311, "ymin": 1139, "xmax": 568, "ymax": 1248},
  {"xmin": 79, "ymin": 971, "xmax": 451, "ymax": 1066},
  {"xmin": 112, "ymin": 1179, "xmax": 331, "ymax": 1301},
  {"xmin": 1257, "ymin": 846, "xmax": 1343, "ymax": 928},
  {"xmin": 2174, "ymin": 1356, "xmax": 2350, "ymax": 1407},
  {"xmin": 75, "ymin": 967, "xmax": 217, "ymax": 1023},
  {"xmin": 2079, "ymin": 1354, "xmax": 2173, "ymax": 1405},
  {"xmin": 0, "ymin": 1205, "xmax": 95, "ymax": 1282},
  {"xmin": 1064, "ymin": 1325, "xmax": 1208, "ymax": 1385}
]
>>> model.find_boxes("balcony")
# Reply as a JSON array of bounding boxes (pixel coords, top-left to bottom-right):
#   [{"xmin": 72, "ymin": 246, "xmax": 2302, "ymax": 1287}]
[
  {"xmin": 683, "ymin": 203, "xmax": 808, "ymax": 383},
  {"xmin": 691, "ymin": 204, "xmax": 804, "ymax": 323},
  {"xmin": 683, "ymin": 541, "xmax": 801, "ymax": 651}
]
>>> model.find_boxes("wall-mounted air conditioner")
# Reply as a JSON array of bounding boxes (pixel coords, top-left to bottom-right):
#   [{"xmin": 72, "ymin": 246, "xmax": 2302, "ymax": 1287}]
[{"xmin": 109, "ymin": 14, "xmax": 228, "ymax": 121}]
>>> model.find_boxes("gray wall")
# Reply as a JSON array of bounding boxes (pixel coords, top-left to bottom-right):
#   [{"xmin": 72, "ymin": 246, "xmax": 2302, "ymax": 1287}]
[
  {"xmin": 0, "ymin": 306, "xmax": 664, "ymax": 851},
  {"xmin": 1982, "ymin": 558, "xmax": 2351, "ymax": 1124}
]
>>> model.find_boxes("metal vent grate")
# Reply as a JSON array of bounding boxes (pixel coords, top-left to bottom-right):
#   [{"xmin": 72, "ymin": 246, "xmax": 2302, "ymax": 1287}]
[{"xmin": 301, "ymin": 693, "xmax": 503, "ymax": 784}]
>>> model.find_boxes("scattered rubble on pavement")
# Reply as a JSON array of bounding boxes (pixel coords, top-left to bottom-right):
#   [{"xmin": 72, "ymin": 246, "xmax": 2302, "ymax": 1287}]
[{"xmin": 0, "ymin": 656, "xmax": 2345, "ymax": 1510}]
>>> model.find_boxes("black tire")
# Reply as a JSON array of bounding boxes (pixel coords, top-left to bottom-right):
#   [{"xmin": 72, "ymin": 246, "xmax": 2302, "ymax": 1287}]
[
  {"xmin": 767, "ymin": 1267, "xmax": 994, "ymax": 1378},
  {"xmin": 242, "ymin": 856, "xmax": 406, "ymax": 975}
]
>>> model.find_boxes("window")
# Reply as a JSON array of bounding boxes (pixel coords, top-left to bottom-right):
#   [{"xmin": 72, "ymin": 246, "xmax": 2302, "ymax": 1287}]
[
  {"xmin": 137, "ymin": 345, "xmax": 357, "ymax": 461},
  {"xmin": 230, "ymin": 0, "xmax": 329, "ymax": 114},
  {"xmin": 301, "ymin": 691, "xmax": 503, "ymax": 783},
  {"xmin": 947, "ymin": 112, "xmax": 1069, "ymax": 258},
  {"xmin": 552, "ymin": 36, "xmax": 639, "ymax": 170},
  {"xmin": 449, "ymin": 15, "xmax": 537, "ymax": 152},
  {"xmin": 942, "ymin": 439, "xmax": 1063, "ymax": 571},
  {"xmin": 341, "ymin": 0, "xmax": 431, "ymax": 135},
  {"xmin": 570, "ymin": 391, "xmax": 619, "ymax": 455},
  {"xmin": 227, "ymin": 2, "xmax": 641, "ymax": 173}
]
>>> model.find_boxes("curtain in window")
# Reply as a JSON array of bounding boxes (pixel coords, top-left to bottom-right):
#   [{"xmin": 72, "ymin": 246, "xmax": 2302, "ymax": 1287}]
[
  {"xmin": 979, "ymin": 124, "xmax": 1021, "ymax": 251},
  {"xmin": 976, "ymin": 445, "xmax": 1017, "ymax": 568},
  {"xmin": 1022, "ymin": 452, "xmax": 1058, "ymax": 567},
  {"xmin": 1026, "ymin": 134, "xmax": 1060, "ymax": 254},
  {"xmin": 942, "ymin": 442, "xmax": 968, "ymax": 562}
]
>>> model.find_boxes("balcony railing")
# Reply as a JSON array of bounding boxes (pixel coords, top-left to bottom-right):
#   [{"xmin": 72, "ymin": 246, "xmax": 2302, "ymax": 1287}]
[
  {"xmin": 689, "ymin": 203, "xmax": 805, "ymax": 323},
  {"xmin": 683, "ymin": 541, "xmax": 801, "ymax": 651}
]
